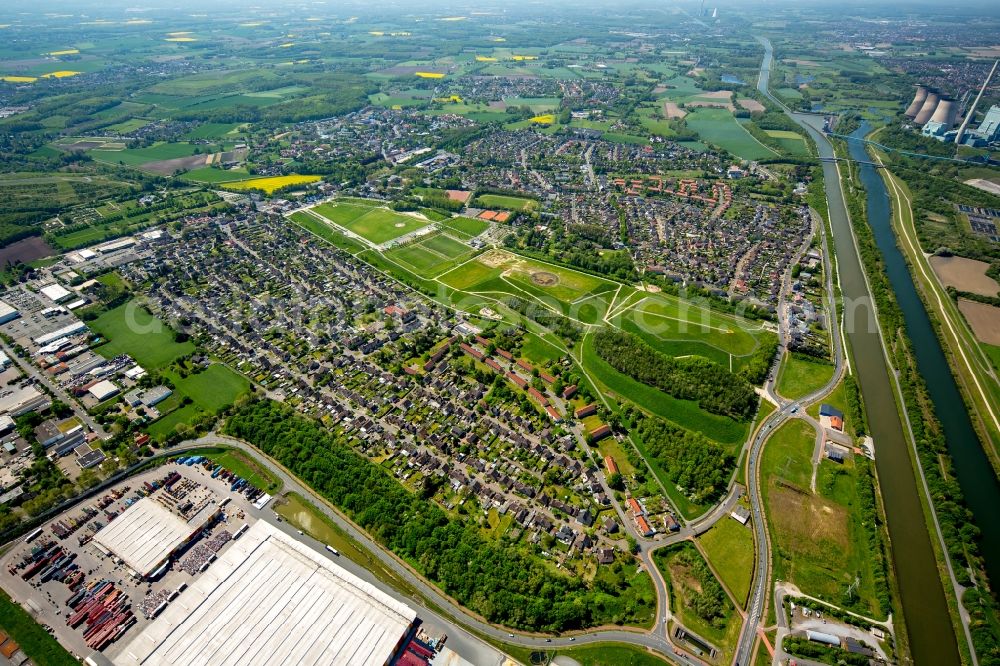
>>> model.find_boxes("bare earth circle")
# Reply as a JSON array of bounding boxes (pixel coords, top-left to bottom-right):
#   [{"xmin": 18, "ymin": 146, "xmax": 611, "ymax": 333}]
[{"xmin": 531, "ymin": 271, "xmax": 559, "ymax": 287}]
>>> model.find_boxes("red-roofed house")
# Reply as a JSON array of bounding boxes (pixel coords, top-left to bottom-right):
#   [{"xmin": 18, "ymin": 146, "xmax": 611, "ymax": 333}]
[
  {"xmin": 516, "ymin": 358, "xmax": 533, "ymax": 373},
  {"xmin": 562, "ymin": 384, "xmax": 578, "ymax": 399},
  {"xmin": 605, "ymin": 455, "xmax": 619, "ymax": 476},
  {"xmin": 528, "ymin": 387, "xmax": 548, "ymax": 406},
  {"xmin": 538, "ymin": 371, "xmax": 555, "ymax": 384},
  {"xmin": 545, "ymin": 405, "xmax": 562, "ymax": 422},
  {"xmin": 627, "ymin": 497, "xmax": 643, "ymax": 516},
  {"xmin": 507, "ymin": 372, "xmax": 527, "ymax": 388},
  {"xmin": 589, "ymin": 424, "xmax": 611, "ymax": 442},
  {"xmin": 575, "ymin": 404, "xmax": 597, "ymax": 419},
  {"xmin": 460, "ymin": 343, "xmax": 484, "ymax": 360},
  {"xmin": 635, "ymin": 514, "xmax": 655, "ymax": 537},
  {"xmin": 485, "ymin": 358, "xmax": 503, "ymax": 373}
]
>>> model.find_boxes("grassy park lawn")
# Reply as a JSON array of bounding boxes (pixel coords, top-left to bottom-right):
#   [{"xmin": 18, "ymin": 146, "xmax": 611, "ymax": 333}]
[
  {"xmin": 386, "ymin": 233, "xmax": 475, "ymax": 276},
  {"xmin": 146, "ymin": 365, "xmax": 249, "ymax": 441},
  {"xmin": 312, "ymin": 203, "xmax": 433, "ymax": 245},
  {"xmin": 441, "ymin": 216, "xmax": 490, "ymax": 238},
  {"xmin": 91, "ymin": 301, "xmax": 195, "ymax": 370},
  {"xmin": 776, "ymin": 352, "xmax": 835, "ymax": 400},
  {"xmin": 289, "ymin": 211, "xmax": 366, "ymax": 255},
  {"xmin": 582, "ymin": 333, "xmax": 749, "ymax": 447},
  {"xmin": 475, "ymin": 193, "xmax": 538, "ymax": 211},
  {"xmin": 173, "ymin": 364, "xmax": 250, "ymax": 411},
  {"xmin": 620, "ymin": 294, "xmax": 767, "ymax": 367},
  {"xmin": 312, "ymin": 201, "xmax": 371, "ymax": 225},
  {"xmin": 698, "ymin": 517, "xmax": 755, "ymax": 607}
]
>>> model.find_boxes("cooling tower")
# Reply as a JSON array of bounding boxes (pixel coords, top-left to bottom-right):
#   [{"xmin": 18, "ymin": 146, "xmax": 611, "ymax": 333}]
[
  {"xmin": 913, "ymin": 91, "xmax": 940, "ymax": 125},
  {"xmin": 929, "ymin": 97, "xmax": 959, "ymax": 128},
  {"xmin": 904, "ymin": 85, "xmax": 928, "ymax": 118}
]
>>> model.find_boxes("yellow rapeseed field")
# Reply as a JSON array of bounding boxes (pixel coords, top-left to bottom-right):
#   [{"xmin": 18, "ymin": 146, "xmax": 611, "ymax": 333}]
[
  {"xmin": 475, "ymin": 56, "xmax": 498, "ymax": 62},
  {"xmin": 47, "ymin": 49, "xmax": 80, "ymax": 56},
  {"xmin": 41, "ymin": 71, "xmax": 82, "ymax": 78},
  {"xmin": 511, "ymin": 55, "xmax": 538, "ymax": 61},
  {"xmin": 1, "ymin": 76, "xmax": 37, "ymax": 83},
  {"xmin": 415, "ymin": 72, "xmax": 445, "ymax": 79},
  {"xmin": 529, "ymin": 114, "xmax": 556, "ymax": 124},
  {"xmin": 165, "ymin": 37, "xmax": 196, "ymax": 42},
  {"xmin": 224, "ymin": 175, "xmax": 322, "ymax": 194}
]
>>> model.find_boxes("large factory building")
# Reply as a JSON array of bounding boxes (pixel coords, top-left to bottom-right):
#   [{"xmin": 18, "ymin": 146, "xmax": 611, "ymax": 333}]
[{"xmin": 113, "ymin": 521, "xmax": 417, "ymax": 666}]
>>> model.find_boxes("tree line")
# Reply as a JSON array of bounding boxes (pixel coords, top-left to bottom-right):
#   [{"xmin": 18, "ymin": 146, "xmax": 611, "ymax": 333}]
[
  {"xmin": 593, "ymin": 329, "xmax": 757, "ymax": 420},
  {"xmin": 633, "ymin": 415, "xmax": 734, "ymax": 504}
]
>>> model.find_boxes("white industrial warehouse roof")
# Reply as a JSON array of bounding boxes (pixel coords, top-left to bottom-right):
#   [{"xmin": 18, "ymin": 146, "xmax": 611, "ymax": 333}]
[
  {"xmin": 92, "ymin": 497, "xmax": 206, "ymax": 578},
  {"xmin": 39, "ymin": 283, "xmax": 72, "ymax": 303},
  {"xmin": 116, "ymin": 521, "xmax": 417, "ymax": 666}
]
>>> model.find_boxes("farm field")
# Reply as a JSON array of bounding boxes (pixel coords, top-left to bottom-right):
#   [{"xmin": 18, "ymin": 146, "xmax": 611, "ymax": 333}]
[
  {"xmin": 222, "ymin": 174, "xmax": 321, "ymax": 194},
  {"xmin": 181, "ymin": 166, "xmax": 250, "ymax": 183},
  {"xmin": 90, "ymin": 301, "xmax": 195, "ymax": 370},
  {"xmin": 684, "ymin": 108, "xmax": 776, "ymax": 161},
  {"xmin": 310, "ymin": 202, "xmax": 434, "ymax": 245},
  {"xmin": 764, "ymin": 129, "xmax": 810, "ymax": 156},
  {"xmin": 475, "ymin": 194, "xmax": 538, "ymax": 211},
  {"xmin": 87, "ymin": 141, "xmax": 202, "ymax": 166}
]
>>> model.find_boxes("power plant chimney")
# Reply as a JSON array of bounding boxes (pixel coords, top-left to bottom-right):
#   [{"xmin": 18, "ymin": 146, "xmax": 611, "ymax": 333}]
[
  {"xmin": 956, "ymin": 59, "xmax": 999, "ymax": 144},
  {"xmin": 929, "ymin": 97, "xmax": 959, "ymax": 128},
  {"xmin": 913, "ymin": 91, "xmax": 940, "ymax": 126},
  {"xmin": 904, "ymin": 85, "xmax": 928, "ymax": 118}
]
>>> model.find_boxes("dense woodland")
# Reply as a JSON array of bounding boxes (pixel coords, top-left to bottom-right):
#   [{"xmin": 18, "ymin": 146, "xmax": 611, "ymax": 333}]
[
  {"xmin": 632, "ymin": 415, "xmax": 734, "ymax": 503},
  {"xmin": 593, "ymin": 329, "xmax": 758, "ymax": 420},
  {"xmin": 224, "ymin": 399, "xmax": 655, "ymax": 631}
]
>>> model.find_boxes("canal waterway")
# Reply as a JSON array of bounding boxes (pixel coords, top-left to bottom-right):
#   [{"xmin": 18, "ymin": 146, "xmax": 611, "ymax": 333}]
[{"xmin": 758, "ymin": 37, "xmax": 962, "ymax": 665}]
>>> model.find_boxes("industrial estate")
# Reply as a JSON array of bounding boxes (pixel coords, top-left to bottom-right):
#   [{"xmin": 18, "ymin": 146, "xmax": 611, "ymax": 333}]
[{"xmin": 0, "ymin": 2, "xmax": 999, "ymax": 666}]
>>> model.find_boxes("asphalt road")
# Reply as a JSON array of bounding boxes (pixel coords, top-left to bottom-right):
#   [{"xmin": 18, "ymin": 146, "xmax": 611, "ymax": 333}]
[{"xmin": 731, "ymin": 36, "xmax": 848, "ymax": 666}]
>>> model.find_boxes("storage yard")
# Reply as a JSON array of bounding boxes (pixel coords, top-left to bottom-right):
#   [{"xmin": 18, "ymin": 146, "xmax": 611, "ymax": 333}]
[
  {"xmin": 1, "ymin": 461, "xmax": 259, "ymax": 660},
  {"xmin": 0, "ymin": 455, "xmax": 471, "ymax": 666}
]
